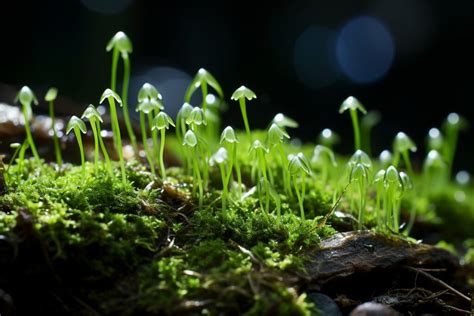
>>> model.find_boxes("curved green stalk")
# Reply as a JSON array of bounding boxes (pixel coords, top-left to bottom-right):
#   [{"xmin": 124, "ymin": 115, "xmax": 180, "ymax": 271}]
[
  {"xmin": 257, "ymin": 150, "xmax": 269, "ymax": 213},
  {"xmin": 239, "ymin": 98, "xmax": 251, "ymax": 138},
  {"xmin": 139, "ymin": 111, "xmax": 155, "ymax": 175},
  {"xmin": 21, "ymin": 104, "xmax": 39, "ymax": 160},
  {"xmin": 108, "ymin": 97, "xmax": 126, "ymax": 183},
  {"xmin": 121, "ymin": 55, "xmax": 137, "ymax": 151},
  {"xmin": 48, "ymin": 100, "xmax": 62, "ymax": 165},
  {"xmin": 350, "ymin": 109, "xmax": 361, "ymax": 151},
  {"xmin": 18, "ymin": 141, "xmax": 29, "ymax": 175},
  {"xmin": 219, "ymin": 163, "xmax": 227, "ymax": 212},
  {"xmin": 89, "ymin": 119, "xmax": 100, "ymax": 174},
  {"xmin": 73, "ymin": 128, "xmax": 86, "ymax": 176},
  {"xmin": 278, "ymin": 144, "xmax": 292, "ymax": 197},
  {"xmin": 192, "ymin": 147, "xmax": 203, "ymax": 207},
  {"xmin": 96, "ymin": 122, "xmax": 113, "ymax": 177}
]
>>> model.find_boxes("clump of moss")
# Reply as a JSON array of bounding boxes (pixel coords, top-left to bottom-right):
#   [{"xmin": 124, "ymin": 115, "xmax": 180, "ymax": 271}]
[{"xmin": 0, "ymin": 158, "xmax": 336, "ymax": 315}]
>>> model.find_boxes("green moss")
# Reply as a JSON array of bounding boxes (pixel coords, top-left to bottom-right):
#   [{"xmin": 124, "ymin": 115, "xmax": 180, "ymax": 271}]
[{"xmin": 0, "ymin": 157, "xmax": 334, "ymax": 315}]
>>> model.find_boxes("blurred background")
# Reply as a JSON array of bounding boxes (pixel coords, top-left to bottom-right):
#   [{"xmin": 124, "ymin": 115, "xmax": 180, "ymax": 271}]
[{"xmin": 0, "ymin": 0, "xmax": 473, "ymax": 172}]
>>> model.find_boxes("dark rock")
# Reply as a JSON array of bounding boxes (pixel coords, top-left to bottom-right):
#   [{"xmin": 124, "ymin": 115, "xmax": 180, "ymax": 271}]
[
  {"xmin": 350, "ymin": 302, "xmax": 399, "ymax": 316},
  {"xmin": 305, "ymin": 231, "xmax": 459, "ymax": 285},
  {"xmin": 307, "ymin": 293, "xmax": 342, "ymax": 316}
]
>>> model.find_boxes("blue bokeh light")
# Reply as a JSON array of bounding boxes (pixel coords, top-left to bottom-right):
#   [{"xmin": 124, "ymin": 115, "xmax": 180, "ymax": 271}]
[{"xmin": 336, "ymin": 16, "xmax": 395, "ymax": 84}]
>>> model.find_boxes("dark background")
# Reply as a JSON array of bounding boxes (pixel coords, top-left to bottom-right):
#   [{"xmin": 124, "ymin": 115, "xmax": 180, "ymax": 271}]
[{"xmin": 1, "ymin": 0, "xmax": 473, "ymax": 173}]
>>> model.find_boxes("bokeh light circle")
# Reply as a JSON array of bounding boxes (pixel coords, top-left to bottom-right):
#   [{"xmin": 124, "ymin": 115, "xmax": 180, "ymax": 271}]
[{"xmin": 336, "ymin": 16, "xmax": 395, "ymax": 84}]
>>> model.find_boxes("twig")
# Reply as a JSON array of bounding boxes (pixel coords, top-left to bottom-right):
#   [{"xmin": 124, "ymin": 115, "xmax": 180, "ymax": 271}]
[
  {"xmin": 405, "ymin": 266, "xmax": 471, "ymax": 303},
  {"xmin": 317, "ymin": 183, "xmax": 350, "ymax": 229}
]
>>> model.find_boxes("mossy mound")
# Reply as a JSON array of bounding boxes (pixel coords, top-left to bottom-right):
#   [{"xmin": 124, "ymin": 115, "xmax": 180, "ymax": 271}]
[{"xmin": 0, "ymin": 158, "xmax": 336, "ymax": 315}]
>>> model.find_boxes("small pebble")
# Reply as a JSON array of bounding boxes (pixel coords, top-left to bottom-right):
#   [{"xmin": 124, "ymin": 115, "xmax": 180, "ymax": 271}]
[{"xmin": 350, "ymin": 302, "xmax": 399, "ymax": 316}]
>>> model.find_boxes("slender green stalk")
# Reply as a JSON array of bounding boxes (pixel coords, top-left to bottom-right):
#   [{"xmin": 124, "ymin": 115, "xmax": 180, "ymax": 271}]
[
  {"xmin": 294, "ymin": 176, "xmax": 305, "ymax": 220},
  {"xmin": 139, "ymin": 111, "xmax": 155, "ymax": 175},
  {"xmin": 110, "ymin": 49, "xmax": 119, "ymax": 92},
  {"xmin": 192, "ymin": 147, "xmax": 203, "ymax": 207},
  {"xmin": 48, "ymin": 101, "xmax": 62, "ymax": 165},
  {"xmin": 96, "ymin": 122, "xmax": 113, "ymax": 177},
  {"xmin": 89, "ymin": 119, "xmax": 100, "ymax": 174},
  {"xmin": 121, "ymin": 55, "xmax": 137, "ymax": 151},
  {"xmin": 108, "ymin": 96, "xmax": 126, "ymax": 183},
  {"xmin": 74, "ymin": 128, "xmax": 86, "ymax": 176},
  {"xmin": 278, "ymin": 144, "xmax": 292, "ymax": 196},
  {"xmin": 257, "ymin": 149, "xmax": 270, "ymax": 213},
  {"xmin": 148, "ymin": 112, "xmax": 159, "ymax": 163},
  {"xmin": 18, "ymin": 141, "xmax": 29, "ymax": 175},
  {"xmin": 201, "ymin": 81, "xmax": 208, "ymax": 113},
  {"xmin": 350, "ymin": 110, "xmax": 361, "ymax": 151},
  {"xmin": 159, "ymin": 129, "xmax": 166, "ymax": 178},
  {"xmin": 239, "ymin": 98, "xmax": 251, "ymax": 137},
  {"xmin": 219, "ymin": 163, "xmax": 227, "ymax": 211},
  {"xmin": 21, "ymin": 103, "xmax": 39, "ymax": 160}
]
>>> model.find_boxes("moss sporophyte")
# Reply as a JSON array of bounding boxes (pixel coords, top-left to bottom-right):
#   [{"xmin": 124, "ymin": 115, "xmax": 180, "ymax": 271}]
[
  {"xmin": 4, "ymin": 30, "xmax": 474, "ymax": 315},
  {"xmin": 45, "ymin": 87, "xmax": 62, "ymax": 166},
  {"xmin": 15, "ymin": 86, "xmax": 39, "ymax": 160}
]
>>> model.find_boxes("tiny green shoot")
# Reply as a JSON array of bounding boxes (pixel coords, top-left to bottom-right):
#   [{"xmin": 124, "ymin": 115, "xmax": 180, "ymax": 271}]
[
  {"xmin": 15, "ymin": 86, "xmax": 40, "ymax": 160},
  {"xmin": 66, "ymin": 116, "xmax": 87, "ymax": 176},
  {"xmin": 350, "ymin": 162, "xmax": 369, "ymax": 230},
  {"xmin": 220, "ymin": 126, "xmax": 241, "ymax": 196},
  {"xmin": 210, "ymin": 147, "xmax": 229, "ymax": 211},
  {"xmin": 152, "ymin": 111, "xmax": 175, "ymax": 179},
  {"xmin": 185, "ymin": 68, "xmax": 224, "ymax": 114},
  {"xmin": 81, "ymin": 105, "xmax": 111, "ymax": 175},
  {"xmin": 423, "ymin": 150, "xmax": 445, "ymax": 195},
  {"xmin": 100, "ymin": 89, "xmax": 126, "ymax": 183},
  {"xmin": 106, "ymin": 31, "xmax": 137, "ymax": 151},
  {"xmin": 183, "ymin": 130, "xmax": 203, "ymax": 206},
  {"xmin": 339, "ymin": 96, "xmax": 367, "ymax": 151},
  {"xmin": 288, "ymin": 152, "xmax": 312, "ymax": 220},
  {"xmin": 311, "ymin": 145, "xmax": 337, "ymax": 184},
  {"xmin": 383, "ymin": 166, "xmax": 403, "ymax": 233},
  {"xmin": 231, "ymin": 86, "xmax": 256, "ymax": 138},
  {"xmin": 266, "ymin": 123, "xmax": 292, "ymax": 196},
  {"xmin": 136, "ymin": 83, "xmax": 164, "ymax": 175},
  {"xmin": 442, "ymin": 113, "xmax": 468, "ymax": 178},
  {"xmin": 373, "ymin": 169, "xmax": 386, "ymax": 230},
  {"xmin": 45, "ymin": 87, "xmax": 62, "ymax": 166},
  {"xmin": 249, "ymin": 140, "xmax": 270, "ymax": 213},
  {"xmin": 393, "ymin": 132, "xmax": 417, "ymax": 174}
]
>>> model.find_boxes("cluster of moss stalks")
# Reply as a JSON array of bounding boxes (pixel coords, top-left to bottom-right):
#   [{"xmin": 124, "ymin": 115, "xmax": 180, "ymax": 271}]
[{"xmin": 1, "ymin": 31, "xmax": 474, "ymax": 315}]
